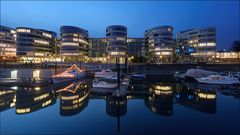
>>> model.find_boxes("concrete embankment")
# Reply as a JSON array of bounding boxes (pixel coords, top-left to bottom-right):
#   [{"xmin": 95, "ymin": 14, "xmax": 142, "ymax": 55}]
[
  {"xmin": 129, "ymin": 64, "xmax": 240, "ymax": 76},
  {"xmin": 0, "ymin": 64, "xmax": 239, "ymax": 80}
]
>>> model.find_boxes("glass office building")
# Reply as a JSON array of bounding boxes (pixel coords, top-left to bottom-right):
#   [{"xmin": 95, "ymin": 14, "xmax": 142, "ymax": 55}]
[
  {"xmin": 145, "ymin": 26, "xmax": 174, "ymax": 63},
  {"xmin": 106, "ymin": 25, "xmax": 127, "ymax": 63},
  {"xmin": 16, "ymin": 27, "xmax": 57, "ymax": 63},
  {"xmin": 60, "ymin": 26, "xmax": 89, "ymax": 61},
  {"xmin": 177, "ymin": 27, "xmax": 216, "ymax": 63},
  {"xmin": 0, "ymin": 25, "xmax": 16, "ymax": 61}
]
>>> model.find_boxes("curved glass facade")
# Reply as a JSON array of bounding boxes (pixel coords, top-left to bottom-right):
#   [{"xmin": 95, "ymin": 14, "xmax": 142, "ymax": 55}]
[
  {"xmin": 177, "ymin": 27, "xmax": 216, "ymax": 62},
  {"xmin": 145, "ymin": 26, "xmax": 174, "ymax": 63},
  {"xmin": 16, "ymin": 27, "xmax": 56, "ymax": 57},
  {"xmin": 0, "ymin": 25, "xmax": 16, "ymax": 60},
  {"xmin": 60, "ymin": 26, "xmax": 89, "ymax": 59},
  {"xmin": 106, "ymin": 25, "xmax": 127, "ymax": 59}
]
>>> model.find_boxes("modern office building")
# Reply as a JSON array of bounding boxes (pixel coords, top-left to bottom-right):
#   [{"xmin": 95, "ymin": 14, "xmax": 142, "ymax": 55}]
[
  {"xmin": 0, "ymin": 25, "xmax": 16, "ymax": 61},
  {"xmin": 127, "ymin": 38, "xmax": 145, "ymax": 62},
  {"xmin": 106, "ymin": 25, "xmax": 127, "ymax": 63},
  {"xmin": 145, "ymin": 26, "xmax": 174, "ymax": 63},
  {"xmin": 89, "ymin": 38, "xmax": 107, "ymax": 57},
  {"xmin": 88, "ymin": 38, "xmax": 107, "ymax": 62},
  {"xmin": 16, "ymin": 27, "xmax": 57, "ymax": 63},
  {"xmin": 177, "ymin": 27, "xmax": 216, "ymax": 63},
  {"xmin": 60, "ymin": 26, "xmax": 89, "ymax": 61}
]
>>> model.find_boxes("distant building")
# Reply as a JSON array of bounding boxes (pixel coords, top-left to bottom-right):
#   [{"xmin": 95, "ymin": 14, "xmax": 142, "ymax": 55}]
[
  {"xmin": 127, "ymin": 38, "xmax": 145, "ymax": 62},
  {"xmin": 16, "ymin": 27, "xmax": 57, "ymax": 63},
  {"xmin": 0, "ymin": 25, "xmax": 16, "ymax": 61},
  {"xmin": 89, "ymin": 38, "xmax": 107, "ymax": 57},
  {"xmin": 145, "ymin": 26, "xmax": 174, "ymax": 63},
  {"xmin": 60, "ymin": 26, "xmax": 89, "ymax": 61},
  {"xmin": 177, "ymin": 27, "xmax": 216, "ymax": 63},
  {"xmin": 106, "ymin": 25, "xmax": 128, "ymax": 63}
]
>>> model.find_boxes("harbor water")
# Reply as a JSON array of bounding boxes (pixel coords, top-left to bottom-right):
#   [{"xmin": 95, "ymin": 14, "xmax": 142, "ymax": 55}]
[{"xmin": 1, "ymin": 78, "xmax": 240, "ymax": 135}]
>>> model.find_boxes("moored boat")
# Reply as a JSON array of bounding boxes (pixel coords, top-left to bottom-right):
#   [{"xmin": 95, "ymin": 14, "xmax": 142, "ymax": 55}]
[
  {"xmin": 92, "ymin": 77, "xmax": 118, "ymax": 89},
  {"xmin": 94, "ymin": 69, "xmax": 116, "ymax": 78},
  {"xmin": 182, "ymin": 69, "xmax": 217, "ymax": 82},
  {"xmin": 195, "ymin": 75, "xmax": 240, "ymax": 85},
  {"xmin": 52, "ymin": 64, "xmax": 85, "ymax": 84},
  {"xmin": 131, "ymin": 74, "xmax": 146, "ymax": 80}
]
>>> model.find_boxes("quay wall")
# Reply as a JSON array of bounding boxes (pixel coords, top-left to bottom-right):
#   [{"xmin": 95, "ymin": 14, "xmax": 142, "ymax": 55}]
[
  {"xmin": 129, "ymin": 64, "xmax": 240, "ymax": 75},
  {"xmin": 0, "ymin": 68, "xmax": 66, "ymax": 79},
  {"xmin": 0, "ymin": 64, "xmax": 239, "ymax": 79}
]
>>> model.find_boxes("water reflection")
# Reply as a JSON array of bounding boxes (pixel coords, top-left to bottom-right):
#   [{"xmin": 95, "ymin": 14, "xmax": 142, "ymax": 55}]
[
  {"xmin": 106, "ymin": 96, "xmax": 127, "ymax": 132},
  {"xmin": 176, "ymin": 83, "xmax": 217, "ymax": 113},
  {"xmin": 57, "ymin": 81, "xmax": 90, "ymax": 116},
  {"xmin": 145, "ymin": 82, "xmax": 173, "ymax": 116},
  {"xmin": 0, "ymin": 79, "xmax": 239, "ymax": 116},
  {"xmin": 0, "ymin": 89, "xmax": 16, "ymax": 112},
  {"xmin": 15, "ymin": 86, "xmax": 56, "ymax": 114}
]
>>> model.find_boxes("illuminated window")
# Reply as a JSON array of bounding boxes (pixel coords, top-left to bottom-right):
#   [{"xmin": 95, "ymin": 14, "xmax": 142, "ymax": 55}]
[
  {"xmin": 33, "ymin": 70, "xmax": 40, "ymax": 79},
  {"xmin": 11, "ymin": 70, "xmax": 18, "ymax": 79},
  {"xmin": 17, "ymin": 29, "xmax": 31, "ymax": 33},
  {"xmin": 34, "ymin": 40, "xmax": 49, "ymax": 45},
  {"xmin": 43, "ymin": 33, "xmax": 52, "ymax": 38},
  {"xmin": 61, "ymin": 42, "xmax": 79, "ymax": 46}
]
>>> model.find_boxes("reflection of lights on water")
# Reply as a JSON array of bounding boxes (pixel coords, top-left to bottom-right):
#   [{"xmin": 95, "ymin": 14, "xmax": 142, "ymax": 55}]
[
  {"xmin": 154, "ymin": 85, "xmax": 172, "ymax": 95},
  {"xmin": 198, "ymin": 93, "xmax": 216, "ymax": 99},
  {"xmin": 72, "ymin": 92, "xmax": 89, "ymax": 104},
  {"xmin": 35, "ymin": 87, "xmax": 40, "ymax": 91},
  {"xmin": 127, "ymin": 95, "xmax": 134, "ymax": 99},
  {"xmin": 154, "ymin": 90, "xmax": 172, "ymax": 95},
  {"xmin": 0, "ymin": 90, "xmax": 15, "ymax": 96},
  {"xmin": 34, "ymin": 93, "xmax": 49, "ymax": 101},
  {"xmin": 175, "ymin": 94, "xmax": 180, "ymax": 99},
  {"xmin": 61, "ymin": 95, "xmax": 79, "ymax": 100},
  {"xmin": 155, "ymin": 85, "xmax": 172, "ymax": 91},
  {"xmin": 188, "ymin": 95, "xmax": 194, "ymax": 100},
  {"xmin": 11, "ymin": 86, "xmax": 18, "ymax": 90},
  {"xmin": 42, "ymin": 99, "xmax": 52, "ymax": 107},
  {"xmin": 16, "ymin": 108, "xmax": 31, "ymax": 113},
  {"xmin": 10, "ymin": 102, "xmax": 15, "ymax": 107}
]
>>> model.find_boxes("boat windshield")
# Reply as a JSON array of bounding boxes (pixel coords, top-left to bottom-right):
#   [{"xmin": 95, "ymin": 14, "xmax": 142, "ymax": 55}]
[
  {"xmin": 210, "ymin": 76, "xmax": 224, "ymax": 80},
  {"xmin": 99, "ymin": 78, "xmax": 117, "ymax": 83}
]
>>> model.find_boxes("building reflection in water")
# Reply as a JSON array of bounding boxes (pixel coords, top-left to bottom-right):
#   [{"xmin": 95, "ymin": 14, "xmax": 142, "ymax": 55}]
[
  {"xmin": 145, "ymin": 82, "xmax": 173, "ymax": 116},
  {"xmin": 175, "ymin": 85, "xmax": 217, "ymax": 113},
  {"xmin": 0, "ymin": 88, "xmax": 16, "ymax": 112},
  {"xmin": 57, "ymin": 81, "xmax": 90, "ymax": 116},
  {"xmin": 106, "ymin": 95, "xmax": 127, "ymax": 132},
  {"xmin": 0, "ymin": 79, "xmax": 220, "ymax": 116},
  {"xmin": 15, "ymin": 86, "xmax": 56, "ymax": 114}
]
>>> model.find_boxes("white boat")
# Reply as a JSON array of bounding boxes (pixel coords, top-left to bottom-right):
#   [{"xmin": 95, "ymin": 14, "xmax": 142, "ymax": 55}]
[
  {"xmin": 94, "ymin": 69, "xmax": 116, "ymax": 78},
  {"xmin": 52, "ymin": 64, "xmax": 85, "ymax": 84},
  {"xmin": 131, "ymin": 74, "xmax": 146, "ymax": 80},
  {"xmin": 195, "ymin": 75, "xmax": 240, "ymax": 85},
  {"xmin": 92, "ymin": 77, "xmax": 118, "ymax": 89},
  {"xmin": 225, "ymin": 72, "xmax": 240, "ymax": 80},
  {"xmin": 182, "ymin": 69, "xmax": 217, "ymax": 79}
]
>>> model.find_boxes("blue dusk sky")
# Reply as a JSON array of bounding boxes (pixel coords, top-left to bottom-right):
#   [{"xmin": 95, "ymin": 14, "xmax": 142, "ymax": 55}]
[{"xmin": 1, "ymin": 0, "xmax": 239, "ymax": 50}]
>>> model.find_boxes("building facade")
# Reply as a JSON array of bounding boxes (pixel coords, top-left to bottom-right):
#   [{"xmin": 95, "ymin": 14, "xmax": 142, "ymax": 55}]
[
  {"xmin": 106, "ymin": 25, "xmax": 127, "ymax": 63},
  {"xmin": 0, "ymin": 25, "xmax": 16, "ymax": 61},
  {"xmin": 177, "ymin": 27, "xmax": 216, "ymax": 63},
  {"xmin": 16, "ymin": 27, "xmax": 57, "ymax": 63},
  {"xmin": 127, "ymin": 38, "xmax": 145, "ymax": 63},
  {"xmin": 88, "ymin": 38, "xmax": 107, "ymax": 62},
  {"xmin": 60, "ymin": 26, "xmax": 89, "ymax": 61},
  {"xmin": 89, "ymin": 38, "xmax": 107, "ymax": 57},
  {"xmin": 145, "ymin": 26, "xmax": 174, "ymax": 63}
]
